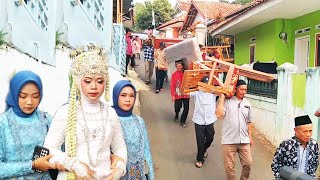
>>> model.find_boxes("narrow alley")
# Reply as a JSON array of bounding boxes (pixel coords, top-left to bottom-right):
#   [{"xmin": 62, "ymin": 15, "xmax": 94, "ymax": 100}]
[{"xmin": 133, "ymin": 59, "xmax": 275, "ymax": 180}]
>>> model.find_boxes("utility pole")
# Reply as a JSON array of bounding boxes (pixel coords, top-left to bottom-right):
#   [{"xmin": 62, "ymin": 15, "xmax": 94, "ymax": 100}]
[{"xmin": 152, "ymin": 0, "xmax": 156, "ymax": 32}]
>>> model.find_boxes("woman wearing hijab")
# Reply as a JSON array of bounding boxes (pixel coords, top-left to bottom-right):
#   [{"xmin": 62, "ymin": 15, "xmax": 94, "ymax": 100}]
[
  {"xmin": 112, "ymin": 80, "xmax": 154, "ymax": 180},
  {"xmin": 44, "ymin": 51, "xmax": 127, "ymax": 180},
  {"xmin": 132, "ymin": 36, "xmax": 141, "ymax": 60},
  {"xmin": 0, "ymin": 70, "xmax": 55, "ymax": 179}
]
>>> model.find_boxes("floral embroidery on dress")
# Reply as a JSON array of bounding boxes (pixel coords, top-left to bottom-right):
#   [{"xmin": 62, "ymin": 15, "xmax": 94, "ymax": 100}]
[
  {"xmin": 119, "ymin": 115, "xmax": 154, "ymax": 180},
  {"xmin": 0, "ymin": 108, "xmax": 52, "ymax": 179}
]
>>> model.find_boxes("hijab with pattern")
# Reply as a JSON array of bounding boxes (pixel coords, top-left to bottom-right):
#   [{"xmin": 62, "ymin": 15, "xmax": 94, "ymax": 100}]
[
  {"xmin": 6, "ymin": 70, "xmax": 43, "ymax": 117},
  {"xmin": 112, "ymin": 80, "xmax": 136, "ymax": 117}
]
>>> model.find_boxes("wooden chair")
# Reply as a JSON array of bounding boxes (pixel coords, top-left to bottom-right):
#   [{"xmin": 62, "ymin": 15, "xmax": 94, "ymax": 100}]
[
  {"xmin": 181, "ymin": 57, "xmax": 276, "ymax": 97},
  {"xmin": 202, "ymin": 45, "xmax": 234, "ymax": 62}
]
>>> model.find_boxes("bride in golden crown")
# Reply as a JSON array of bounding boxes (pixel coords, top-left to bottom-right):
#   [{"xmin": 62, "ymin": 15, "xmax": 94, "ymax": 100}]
[{"xmin": 44, "ymin": 48, "xmax": 127, "ymax": 180}]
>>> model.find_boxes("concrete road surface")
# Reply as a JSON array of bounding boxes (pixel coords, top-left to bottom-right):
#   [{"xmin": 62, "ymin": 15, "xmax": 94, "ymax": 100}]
[{"xmin": 132, "ymin": 58, "xmax": 274, "ymax": 180}]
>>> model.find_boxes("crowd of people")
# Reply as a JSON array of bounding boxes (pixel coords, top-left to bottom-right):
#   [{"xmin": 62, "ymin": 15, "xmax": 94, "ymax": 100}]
[
  {"xmin": 124, "ymin": 28, "xmax": 320, "ymax": 180},
  {"xmin": 1, "ymin": 27, "xmax": 320, "ymax": 180}
]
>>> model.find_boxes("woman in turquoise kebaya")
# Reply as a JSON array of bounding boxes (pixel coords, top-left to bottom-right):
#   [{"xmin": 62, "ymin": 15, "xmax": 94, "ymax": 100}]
[
  {"xmin": 112, "ymin": 80, "xmax": 154, "ymax": 180},
  {"xmin": 0, "ymin": 70, "xmax": 55, "ymax": 179}
]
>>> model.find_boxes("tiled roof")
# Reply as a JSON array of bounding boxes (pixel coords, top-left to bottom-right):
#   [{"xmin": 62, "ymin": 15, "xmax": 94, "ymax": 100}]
[
  {"xmin": 193, "ymin": 1, "xmax": 243, "ymax": 20},
  {"xmin": 176, "ymin": 0, "xmax": 191, "ymax": 12},
  {"xmin": 209, "ymin": 0, "xmax": 267, "ymax": 34},
  {"xmin": 157, "ymin": 14, "xmax": 186, "ymax": 30},
  {"xmin": 159, "ymin": 0, "xmax": 260, "ymax": 32}
]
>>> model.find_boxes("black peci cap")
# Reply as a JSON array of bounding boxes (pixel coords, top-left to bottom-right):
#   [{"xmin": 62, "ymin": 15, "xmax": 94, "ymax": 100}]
[
  {"xmin": 295, "ymin": 115, "xmax": 312, "ymax": 127},
  {"xmin": 236, "ymin": 80, "xmax": 247, "ymax": 87}
]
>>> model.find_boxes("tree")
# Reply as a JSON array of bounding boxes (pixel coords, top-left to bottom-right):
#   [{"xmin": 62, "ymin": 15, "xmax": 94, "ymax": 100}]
[
  {"xmin": 134, "ymin": 0, "xmax": 174, "ymax": 31},
  {"xmin": 219, "ymin": 0, "xmax": 230, "ymax": 3},
  {"xmin": 232, "ymin": 0, "xmax": 253, "ymax": 5}
]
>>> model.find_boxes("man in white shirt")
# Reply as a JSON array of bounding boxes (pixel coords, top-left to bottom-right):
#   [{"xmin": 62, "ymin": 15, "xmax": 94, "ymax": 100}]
[{"xmin": 189, "ymin": 76, "xmax": 223, "ymax": 168}]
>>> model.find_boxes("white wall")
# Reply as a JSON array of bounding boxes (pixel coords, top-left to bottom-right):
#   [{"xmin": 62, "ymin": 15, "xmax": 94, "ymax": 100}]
[
  {"xmin": 0, "ymin": 45, "xmax": 123, "ymax": 116},
  {"xmin": 1, "ymin": 1, "xmax": 126, "ymax": 116},
  {"xmin": 245, "ymin": 63, "xmax": 320, "ymax": 147},
  {"xmin": 58, "ymin": 0, "xmax": 113, "ymax": 50},
  {"xmin": 165, "ymin": 28, "xmax": 174, "ymax": 38},
  {"xmin": 246, "ymin": 94, "xmax": 278, "ymax": 144},
  {"xmin": 0, "ymin": 46, "xmax": 71, "ymax": 116},
  {"xmin": 0, "ymin": 0, "xmax": 7, "ymax": 30},
  {"xmin": 194, "ymin": 13, "xmax": 204, "ymax": 24},
  {"xmin": 6, "ymin": 0, "xmax": 56, "ymax": 65}
]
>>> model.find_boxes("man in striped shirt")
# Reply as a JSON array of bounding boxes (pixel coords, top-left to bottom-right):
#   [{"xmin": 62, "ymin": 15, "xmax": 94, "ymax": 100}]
[{"xmin": 143, "ymin": 38, "xmax": 154, "ymax": 84}]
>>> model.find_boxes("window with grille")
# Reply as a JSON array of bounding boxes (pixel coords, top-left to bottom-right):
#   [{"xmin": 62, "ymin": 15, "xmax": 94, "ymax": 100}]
[
  {"xmin": 23, "ymin": 0, "xmax": 49, "ymax": 31},
  {"xmin": 79, "ymin": 0, "xmax": 104, "ymax": 31}
]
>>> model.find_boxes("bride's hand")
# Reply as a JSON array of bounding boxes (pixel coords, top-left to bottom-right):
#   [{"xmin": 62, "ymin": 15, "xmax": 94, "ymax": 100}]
[
  {"xmin": 106, "ymin": 168, "xmax": 123, "ymax": 180},
  {"xmin": 73, "ymin": 161, "xmax": 95, "ymax": 179},
  {"xmin": 110, "ymin": 154, "xmax": 124, "ymax": 169}
]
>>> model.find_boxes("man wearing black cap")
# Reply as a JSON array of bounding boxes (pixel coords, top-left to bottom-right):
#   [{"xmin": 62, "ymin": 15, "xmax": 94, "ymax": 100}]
[
  {"xmin": 216, "ymin": 79, "xmax": 253, "ymax": 180},
  {"xmin": 271, "ymin": 115, "xmax": 319, "ymax": 179}
]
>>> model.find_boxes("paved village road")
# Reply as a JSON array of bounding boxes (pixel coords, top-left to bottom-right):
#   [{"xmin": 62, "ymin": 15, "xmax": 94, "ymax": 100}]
[{"xmin": 133, "ymin": 58, "xmax": 275, "ymax": 180}]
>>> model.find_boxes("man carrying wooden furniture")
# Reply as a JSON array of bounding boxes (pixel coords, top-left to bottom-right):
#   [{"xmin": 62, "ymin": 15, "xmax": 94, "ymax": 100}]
[
  {"xmin": 170, "ymin": 59, "xmax": 190, "ymax": 128},
  {"xmin": 216, "ymin": 80, "xmax": 253, "ymax": 180}
]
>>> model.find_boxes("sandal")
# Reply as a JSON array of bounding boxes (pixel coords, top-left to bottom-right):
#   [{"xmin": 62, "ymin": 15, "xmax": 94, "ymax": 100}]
[
  {"xmin": 195, "ymin": 161, "xmax": 203, "ymax": 168},
  {"xmin": 204, "ymin": 151, "xmax": 208, "ymax": 158}
]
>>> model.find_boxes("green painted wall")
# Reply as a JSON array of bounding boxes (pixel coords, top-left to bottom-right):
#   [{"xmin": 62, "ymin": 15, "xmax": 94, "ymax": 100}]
[
  {"xmin": 291, "ymin": 73, "xmax": 306, "ymax": 108},
  {"xmin": 235, "ymin": 20, "xmax": 277, "ymax": 65},
  {"xmin": 234, "ymin": 10, "xmax": 320, "ymax": 67},
  {"xmin": 274, "ymin": 19, "xmax": 293, "ymax": 65},
  {"xmin": 235, "ymin": 19, "xmax": 293, "ymax": 66},
  {"xmin": 289, "ymin": 10, "xmax": 320, "ymax": 67},
  {"xmin": 233, "ymin": 10, "xmax": 320, "ymax": 111}
]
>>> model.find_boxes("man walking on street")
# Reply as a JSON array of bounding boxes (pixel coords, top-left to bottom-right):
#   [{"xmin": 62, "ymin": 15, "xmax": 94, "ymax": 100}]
[
  {"xmin": 170, "ymin": 59, "xmax": 190, "ymax": 128},
  {"xmin": 154, "ymin": 42, "xmax": 168, "ymax": 93},
  {"xmin": 216, "ymin": 80, "xmax": 253, "ymax": 180},
  {"xmin": 188, "ymin": 75, "xmax": 224, "ymax": 168},
  {"xmin": 125, "ymin": 28, "xmax": 135, "ymax": 75},
  {"xmin": 143, "ymin": 38, "xmax": 154, "ymax": 84}
]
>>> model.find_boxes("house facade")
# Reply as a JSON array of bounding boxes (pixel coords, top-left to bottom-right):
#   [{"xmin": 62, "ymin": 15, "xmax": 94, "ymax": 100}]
[
  {"xmin": 157, "ymin": 0, "xmax": 242, "ymax": 46},
  {"xmin": 210, "ymin": 0, "xmax": 320, "ymax": 146},
  {"xmin": 210, "ymin": 0, "xmax": 320, "ymax": 71},
  {"xmin": 235, "ymin": 11, "xmax": 320, "ymax": 72}
]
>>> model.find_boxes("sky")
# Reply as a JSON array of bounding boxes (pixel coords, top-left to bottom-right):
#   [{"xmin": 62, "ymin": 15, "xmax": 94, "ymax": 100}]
[{"xmin": 132, "ymin": 0, "xmax": 235, "ymax": 7}]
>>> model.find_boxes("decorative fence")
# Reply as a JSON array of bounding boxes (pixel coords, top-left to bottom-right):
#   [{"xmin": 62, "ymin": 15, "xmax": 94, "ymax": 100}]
[
  {"xmin": 247, "ymin": 79, "xmax": 278, "ymax": 99},
  {"xmin": 112, "ymin": 23, "xmax": 126, "ymax": 75}
]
